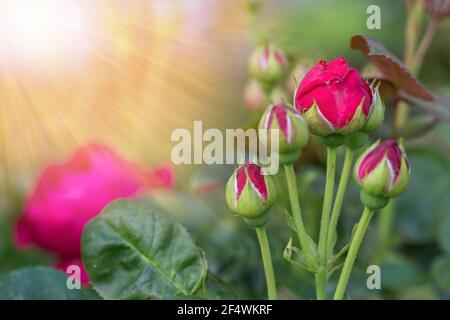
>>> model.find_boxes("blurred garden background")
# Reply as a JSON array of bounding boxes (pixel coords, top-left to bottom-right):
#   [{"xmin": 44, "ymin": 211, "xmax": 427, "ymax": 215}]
[{"xmin": 1, "ymin": 0, "xmax": 450, "ymax": 299}]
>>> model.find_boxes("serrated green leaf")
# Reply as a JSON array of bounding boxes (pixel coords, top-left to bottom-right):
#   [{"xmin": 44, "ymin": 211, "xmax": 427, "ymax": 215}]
[
  {"xmin": 81, "ymin": 199, "xmax": 207, "ymax": 300},
  {"xmin": 430, "ymin": 255, "xmax": 450, "ymax": 294},
  {"xmin": 202, "ymin": 272, "xmax": 236, "ymax": 300},
  {"xmin": 0, "ymin": 266, "xmax": 98, "ymax": 300}
]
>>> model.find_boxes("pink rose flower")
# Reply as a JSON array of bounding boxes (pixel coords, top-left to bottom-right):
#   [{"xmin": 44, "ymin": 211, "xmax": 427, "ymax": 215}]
[
  {"xmin": 294, "ymin": 57, "xmax": 374, "ymax": 136},
  {"xmin": 15, "ymin": 144, "xmax": 174, "ymax": 283}
]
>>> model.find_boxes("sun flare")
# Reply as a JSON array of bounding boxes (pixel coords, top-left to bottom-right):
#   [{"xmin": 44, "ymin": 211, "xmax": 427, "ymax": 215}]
[{"xmin": 0, "ymin": 0, "xmax": 247, "ymax": 196}]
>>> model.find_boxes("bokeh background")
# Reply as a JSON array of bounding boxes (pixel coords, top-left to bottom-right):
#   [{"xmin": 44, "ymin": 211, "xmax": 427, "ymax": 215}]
[{"xmin": 1, "ymin": 0, "xmax": 450, "ymax": 299}]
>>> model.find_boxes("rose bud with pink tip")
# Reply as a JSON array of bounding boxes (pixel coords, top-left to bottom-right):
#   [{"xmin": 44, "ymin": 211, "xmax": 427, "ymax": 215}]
[
  {"xmin": 226, "ymin": 162, "xmax": 277, "ymax": 227},
  {"xmin": 248, "ymin": 43, "xmax": 288, "ymax": 89},
  {"xmin": 259, "ymin": 102, "xmax": 310, "ymax": 164},
  {"xmin": 354, "ymin": 140, "xmax": 410, "ymax": 209}
]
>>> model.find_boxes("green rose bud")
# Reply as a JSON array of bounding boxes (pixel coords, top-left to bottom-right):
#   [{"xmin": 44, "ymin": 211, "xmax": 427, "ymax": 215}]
[
  {"xmin": 354, "ymin": 140, "xmax": 410, "ymax": 209},
  {"xmin": 259, "ymin": 102, "xmax": 309, "ymax": 164},
  {"xmin": 226, "ymin": 162, "xmax": 277, "ymax": 226},
  {"xmin": 248, "ymin": 43, "xmax": 288, "ymax": 88}
]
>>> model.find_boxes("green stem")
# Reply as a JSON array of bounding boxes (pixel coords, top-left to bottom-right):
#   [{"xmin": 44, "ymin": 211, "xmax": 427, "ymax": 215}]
[
  {"xmin": 316, "ymin": 146, "xmax": 337, "ymax": 299},
  {"xmin": 327, "ymin": 147, "xmax": 354, "ymax": 256},
  {"xmin": 284, "ymin": 164, "xmax": 313, "ymax": 260},
  {"xmin": 333, "ymin": 207, "xmax": 375, "ymax": 300},
  {"xmin": 372, "ymin": 200, "xmax": 395, "ymax": 264},
  {"xmin": 315, "ymin": 270, "xmax": 327, "ymax": 300},
  {"xmin": 255, "ymin": 226, "xmax": 277, "ymax": 300}
]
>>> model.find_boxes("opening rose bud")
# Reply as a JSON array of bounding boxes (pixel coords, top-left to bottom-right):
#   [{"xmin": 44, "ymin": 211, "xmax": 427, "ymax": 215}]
[
  {"xmin": 248, "ymin": 43, "xmax": 288, "ymax": 88},
  {"xmin": 354, "ymin": 140, "xmax": 410, "ymax": 208},
  {"xmin": 226, "ymin": 162, "xmax": 277, "ymax": 226},
  {"xmin": 259, "ymin": 102, "xmax": 309, "ymax": 164},
  {"xmin": 294, "ymin": 57, "xmax": 376, "ymax": 137}
]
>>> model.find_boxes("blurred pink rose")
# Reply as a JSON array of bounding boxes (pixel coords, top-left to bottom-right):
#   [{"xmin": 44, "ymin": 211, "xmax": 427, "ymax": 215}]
[{"xmin": 15, "ymin": 144, "xmax": 174, "ymax": 283}]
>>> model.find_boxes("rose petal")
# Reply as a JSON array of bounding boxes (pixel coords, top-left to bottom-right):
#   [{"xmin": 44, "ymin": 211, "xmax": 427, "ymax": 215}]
[
  {"xmin": 358, "ymin": 140, "xmax": 403, "ymax": 184},
  {"xmin": 235, "ymin": 165, "xmax": 247, "ymax": 201},
  {"xmin": 246, "ymin": 163, "xmax": 268, "ymax": 200}
]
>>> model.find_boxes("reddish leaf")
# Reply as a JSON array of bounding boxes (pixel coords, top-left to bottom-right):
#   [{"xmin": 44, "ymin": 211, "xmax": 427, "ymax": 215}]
[
  {"xmin": 351, "ymin": 35, "xmax": 433, "ymax": 101},
  {"xmin": 365, "ymin": 78, "xmax": 399, "ymax": 102}
]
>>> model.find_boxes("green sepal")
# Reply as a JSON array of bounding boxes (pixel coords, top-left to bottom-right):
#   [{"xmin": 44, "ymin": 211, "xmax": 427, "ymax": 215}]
[
  {"xmin": 359, "ymin": 157, "xmax": 392, "ymax": 197},
  {"xmin": 278, "ymin": 150, "xmax": 301, "ymax": 165},
  {"xmin": 362, "ymin": 85, "xmax": 385, "ymax": 132},
  {"xmin": 346, "ymin": 132, "xmax": 369, "ymax": 150},
  {"xmin": 338, "ymin": 97, "xmax": 367, "ymax": 135},
  {"xmin": 360, "ymin": 190, "xmax": 390, "ymax": 210},
  {"xmin": 386, "ymin": 156, "xmax": 410, "ymax": 197},
  {"xmin": 243, "ymin": 210, "xmax": 272, "ymax": 227},
  {"xmin": 303, "ymin": 102, "xmax": 335, "ymax": 136},
  {"xmin": 323, "ymin": 134, "xmax": 346, "ymax": 147}
]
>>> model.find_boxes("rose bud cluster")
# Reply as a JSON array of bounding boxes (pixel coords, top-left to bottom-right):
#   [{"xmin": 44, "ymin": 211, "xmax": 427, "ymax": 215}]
[
  {"xmin": 354, "ymin": 140, "xmax": 410, "ymax": 209},
  {"xmin": 294, "ymin": 57, "xmax": 384, "ymax": 143},
  {"xmin": 248, "ymin": 43, "xmax": 288, "ymax": 90},
  {"xmin": 226, "ymin": 162, "xmax": 277, "ymax": 226},
  {"xmin": 259, "ymin": 102, "xmax": 309, "ymax": 164}
]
